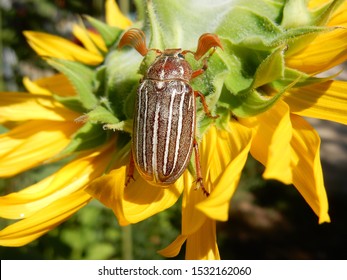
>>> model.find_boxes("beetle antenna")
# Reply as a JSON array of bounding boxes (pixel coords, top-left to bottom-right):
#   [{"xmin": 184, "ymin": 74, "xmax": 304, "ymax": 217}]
[
  {"xmin": 193, "ymin": 33, "xmax": 223, "ymax": 60},
  {"xmin": 181, "ymin": 50, "xmax": 194, "ymax": 56},
  {"xmin": 118, "ymin": 28, "xmax": 149, "ymax": 56}
]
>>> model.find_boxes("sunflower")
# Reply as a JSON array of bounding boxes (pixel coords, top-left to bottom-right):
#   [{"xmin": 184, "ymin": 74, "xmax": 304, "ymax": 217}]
[{"xmin": 1, "ymin": 0, "xmax": 347, "ymax": 260}]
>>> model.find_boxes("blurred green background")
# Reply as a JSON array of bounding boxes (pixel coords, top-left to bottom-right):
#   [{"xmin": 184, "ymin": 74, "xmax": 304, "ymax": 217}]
[{"xmin": 1, "ymin": 0, "xmax": 346, "ymax": 260}]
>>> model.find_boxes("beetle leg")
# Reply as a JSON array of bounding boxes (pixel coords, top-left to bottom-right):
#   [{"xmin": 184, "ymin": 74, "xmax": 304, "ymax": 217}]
[
  {"xmin": 193, "ymin": 139, "xmax": 210, "ymax": 197},
  {"xmin": 191, "ymin": 58, "xmax": 208, "ymax": 79},
  {"xmin": 125, "ymin": 150, "xmax": 135, "ymax": 186},
  {"xmin": 119, "ymin": 28, "xmax": 149, "ymax": 56},
  {"xmin": 191, "ymin": 44, "xmax": 219, "ymax": 79},
  {"xmin": 194, "ymin": 90, "xmax": 219, "ymax": 119}
]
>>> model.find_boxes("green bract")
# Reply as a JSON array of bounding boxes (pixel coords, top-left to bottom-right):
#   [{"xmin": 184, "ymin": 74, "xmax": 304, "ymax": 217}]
[{"xmin": 51, "ymin": 0, "xmax": 344, "ymax": 151}]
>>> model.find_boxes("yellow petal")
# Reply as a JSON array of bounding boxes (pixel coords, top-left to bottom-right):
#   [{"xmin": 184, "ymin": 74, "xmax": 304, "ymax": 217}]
[
  {"xmin": 0, "ymin": 120, "xmax": 78, "ymax": 177},
  {"xmin": 72, "ymin": 24, "xmax": 101, "ymax": 55},
  {"xmin": 87, "ymin": 30, "xmax": 107, "ymax": 52},
  {"xmin": 23, "ymin": 77, "xmax": 52, "ymax": 96},
  {"xmin": 86, "ymin": 165, "xmax": 184, "ymax": 225},
  {"xmin": 185, "ymin": 218, "xmax": 220, "ymax": 260},
  {"xmin": 308, "ymin": 0, "xmax": 346, "ymax": 12},
  {"xmin": 158, "ymin": 218, "xmax": 220, "ymax": 259},
  {"xmin": 308, "ymin": 0, "xmax": 329, "ymax": 8},
  {"xmin": 290, "ymin": 115, "xmax": 330, "ymax": 223},
  {"xmin": 181, "ymin": 172, "xmax": 207, "ymax": 236},
  {"xmin": 0, "ymin": 190, "xmax": 91, "ymax": 247},
  {"xmin": 286, "ymin": 26, "xmax": 347, "ymax": 73},
  {"xmin": 87, "ymin": 165, "xmax": 129, "ymax": 225},
  {"xmin": 0, "ymin": 145, "xmax": 114, "ymax": 219},
  {"xmin": 105, "ymin": 0, "xmax": 132, "ymax": 29},
  {"xmin": 196, "ymin": 121, "xmax": 253, "ymax": 221},
  {"xmin": 0, "ymin": 92, "xmax": 79, "ymax": 122},
  {"xmin": 0, "ymin": 175, "xmax": 53, "ymax": 219},
  {"xmin": 241, "ymin": 100, "xmax": 293, "ymax": 184},
  {"xmin": 327, "ymin": 0, "xmax": 347, "ymax": 26},
  {"xmin": 23, "ymin": 75, "xmax": 76, "ymax": 97},
  {"xmin": 157, "ymin": 235, "xmax": 187, "ymax": 258},
  {"xmin": 284, "ymin": 80, "xmax": 347, "ymax": 125},
  {"xmin": 23, "ymin": 31, "xmax": 103, "ymax": 65}
]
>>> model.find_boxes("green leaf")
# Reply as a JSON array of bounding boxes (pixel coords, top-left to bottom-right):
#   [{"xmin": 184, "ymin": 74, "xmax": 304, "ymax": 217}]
[
  {"xmin": 221, "ymin": 73, "xmax": 302, "ymax": 118},
  {"xmin": 85, "ymin": 15, "xmax": 122, "ymax": 47},
  {"xmin": 252, "ymin": 46, "xmax": 285, "ymax": 88},
  {"xmin": 272, "ymin": 67, "xmax": 342, "ymax": 90},
  {"xmin": 194, "ymin": 64, "xmax": 229, "ymax": 137},
  {"xmin": 92, "ymin": 65, "xmax": 107, "ymax": 98},
  {"xmin": 103, "ymin": 120, "xmax": 133, "ymax": 134},
  {"xmin": 87, "ymin": 105, "xmax": 119, "ymax": 124},
  {"xmin": 282, "ymin": 26, "xmax": 333, "ymax": 56},
  {"xmin": 220, "ymin": 87, "xmax": 279, "ymax": 118},
  {"xmin": 144, "ymin": 0, "xmax": 284, "ymax": 51},
  {"xmin": 238, "ymin": 0, "xmax": 284, "ymax": 22},
  {"xmin": 105, "ymin": 50, "xmax": 142, "ymax": 119},
  {"xmin": 220, "ymin": 46, "xmax": 290, "ymax": 117},
  {"xmin": 220, "ymin": 39, "xmax": 261, "ymax": 94},
  {"xmin": 216, "ymin": 6, "xmax": 283, "ymax": 50},
  {"xmin": 53, "ymin": 95, "xmax": 85, "ymax": 113},
  {"xmin": 134, "ymin": 0, "xmax": 146, "ymax": 21},
  {"xmin": 280, "ymin": 0, "xmax": 344, "ymax": 28},
  {"xmin": 47, "ymin": 59, "xmax": 97, "ymax": 110},
  {"xmin": 123, "ymin": 85, "xmax": 138, "ymax": 119},
  {"xmin": 146, "ymin": 0, "xmax": 238, "ymax": 50},
  {"xmin": 59, "ymin": 122, "xmax": 108, "ymax": 155},
  {"xmin": 281, "ymin": 0, "xmax": 312, "ymax": 28},
  {"xmin": 309, "ymin": 0, "xmax": 345, "ymax": 26},
  {"xmin": 220, "ymin": 45, "xmax": 284, "ymax": 117}
]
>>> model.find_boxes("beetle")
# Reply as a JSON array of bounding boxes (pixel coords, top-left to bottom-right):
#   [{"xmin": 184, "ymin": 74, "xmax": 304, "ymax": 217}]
[{"xmin": 119, "ymin": 28, "xmax": 223, "ymax": 196}]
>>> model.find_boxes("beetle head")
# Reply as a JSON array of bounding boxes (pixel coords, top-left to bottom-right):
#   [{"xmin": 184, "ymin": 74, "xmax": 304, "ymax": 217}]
[{"xmin": 162, "ymin": 49, "xmax": 184, "ymax": 58}]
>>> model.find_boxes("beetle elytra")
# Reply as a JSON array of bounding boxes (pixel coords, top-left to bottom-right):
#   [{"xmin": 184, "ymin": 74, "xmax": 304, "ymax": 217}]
[{"xmin": 119, "ymin": 28, "xmax": 223, "ymax": 196}]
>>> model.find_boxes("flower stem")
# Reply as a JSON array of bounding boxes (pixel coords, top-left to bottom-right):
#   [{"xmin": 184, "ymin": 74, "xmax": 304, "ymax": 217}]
[{"xmin": 121, "ymin": 225, "xmax": 133, "ymax": 259}]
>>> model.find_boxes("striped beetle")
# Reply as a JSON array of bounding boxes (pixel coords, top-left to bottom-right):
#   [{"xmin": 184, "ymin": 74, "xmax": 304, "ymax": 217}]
[{"xmin": 119, "ymin": 28, "xmax": 223, "ymax": 196}]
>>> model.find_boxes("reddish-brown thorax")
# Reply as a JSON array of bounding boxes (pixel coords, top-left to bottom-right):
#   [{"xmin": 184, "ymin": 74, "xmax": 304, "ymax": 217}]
[{"xmin": 146, "ymin": 49, "xmax": 193, "ymax": 82}]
